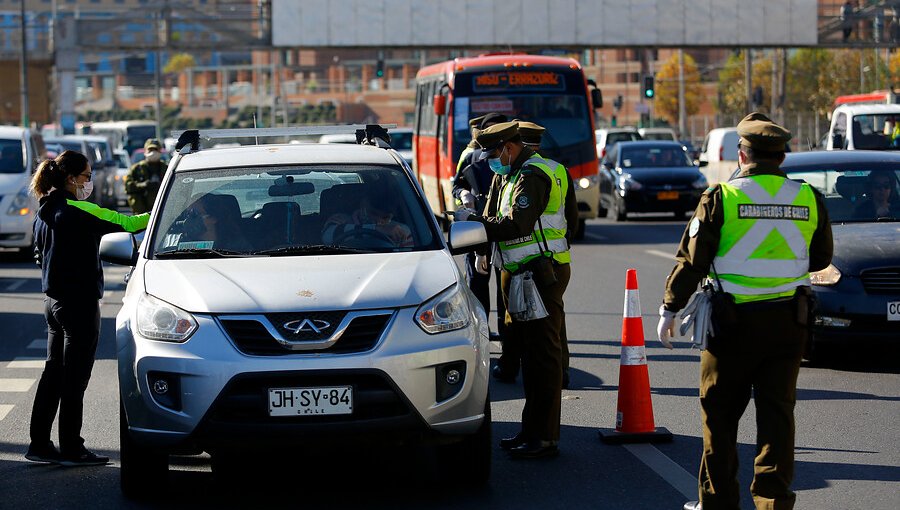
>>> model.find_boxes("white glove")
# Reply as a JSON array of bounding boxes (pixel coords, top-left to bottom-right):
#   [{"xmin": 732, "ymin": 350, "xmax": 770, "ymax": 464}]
[
  {"xmin": 656, "ymin": 306, "xmax": 676, "ymax": 349},
  {"xmin": 475, "ymin": 254, "xmax": 489, "ymax": 275},
  {"xmin": 460, "ymin": 190, "xmax": 476, "ymax": 209},
  {"xmin": 454, "ymin": 208, "xmax": 477, "ymax": 222}
]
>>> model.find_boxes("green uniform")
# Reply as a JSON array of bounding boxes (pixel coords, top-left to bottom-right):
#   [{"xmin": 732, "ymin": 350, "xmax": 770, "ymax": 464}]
[
  {"xmin": 664, "ymin": 160, "xmax": 833, "ymax": 510},
  {"xmin": 476, "ymin": 146, "xmax": 575, "ymax": 442},
  {"xmin": 125, "ymin": 160, "xmax": 166, "ymax": 214}
]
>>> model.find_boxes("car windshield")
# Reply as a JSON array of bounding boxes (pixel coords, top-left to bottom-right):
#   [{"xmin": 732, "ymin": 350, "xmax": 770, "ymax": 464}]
[
  {"xmin": 0, "ymin": 139, "xmax": 25, "ymax": 174},
  {"xmin": 151, "ymin": 164, "xmax": 441, "ymax": 257},
  {"xmin": 850, "ymin": 114, "xmax": 900, "ymax": 150},
  {"xmin": 782, "ymin": 164, "xmax": 900, "ymax": 223},
  {"xmin": 620, "ymin": 146, "xmax": 693, "ymax": 168}
]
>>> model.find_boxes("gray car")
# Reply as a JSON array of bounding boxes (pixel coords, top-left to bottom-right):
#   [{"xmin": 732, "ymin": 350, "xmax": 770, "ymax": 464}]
[{"xmin": 100, "ymin": 127, "xmax": 492, "ymax": 497}]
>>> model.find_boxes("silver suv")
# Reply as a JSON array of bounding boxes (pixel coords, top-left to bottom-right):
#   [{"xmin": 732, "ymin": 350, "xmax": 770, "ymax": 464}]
[{"xmin": 100, "ymin": 126, "xmax": 491, "ymax": 497}]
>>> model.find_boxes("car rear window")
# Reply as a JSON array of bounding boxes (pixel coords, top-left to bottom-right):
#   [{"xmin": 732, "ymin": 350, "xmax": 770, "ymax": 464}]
[{"xmin": 151, "ymin": 164, "xmax": 441, "ymax": 256}]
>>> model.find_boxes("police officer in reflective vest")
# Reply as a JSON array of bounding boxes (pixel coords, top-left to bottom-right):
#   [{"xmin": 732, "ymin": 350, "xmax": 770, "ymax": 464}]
[
  {"xmin": 455, "ymin": 121, "xmax": 573, "ymax": 459},
  {"xmin": 657, "ymin": 113, "xmax": 833, "ymax": 510}
]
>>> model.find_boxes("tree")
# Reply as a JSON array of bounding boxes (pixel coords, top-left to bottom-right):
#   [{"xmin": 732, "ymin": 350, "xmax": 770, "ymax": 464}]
[
  {"xmin": 655, "ymin": 52, "xmax": 702, "ymax": 126},
  {"xmin": 163, "ymin": 53, "xmax": 196, "ymax": 75}
]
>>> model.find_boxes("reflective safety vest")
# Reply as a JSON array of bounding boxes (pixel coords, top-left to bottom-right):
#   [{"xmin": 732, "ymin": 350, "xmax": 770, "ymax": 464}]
[
  {"xmin": 714, "ymin": 174, "xmax": 818, "ymax": 304},
  {"xmin": 496, "ymin": 156, "xmax": 570, "ymax": 272}
]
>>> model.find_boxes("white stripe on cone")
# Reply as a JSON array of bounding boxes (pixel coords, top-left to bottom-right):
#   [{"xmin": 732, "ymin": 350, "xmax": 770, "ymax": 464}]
[
  {"xmin": 621, "ymin": 345, "xmax": 647, "ymax": 366},
  {"xmin": 623, "ymin": 288, "xmax": 641, "ymax": 318}
]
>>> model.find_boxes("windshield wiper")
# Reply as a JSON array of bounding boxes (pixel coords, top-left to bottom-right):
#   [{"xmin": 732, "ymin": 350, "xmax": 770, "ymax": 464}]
[
  {"xmin": 154, "ymin": 248, "xmax": 250, "ymax": 259},
  {"xmin": 251, "ymin": 244, "xmax": 375, "ymax": 256}
]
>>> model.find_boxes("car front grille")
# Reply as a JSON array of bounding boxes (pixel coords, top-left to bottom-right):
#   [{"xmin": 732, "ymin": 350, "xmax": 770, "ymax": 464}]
[
  {"xmin": 860, "ymin": 268, "xmax": 900, "ymax": 294},
  {"xmin": 219, "ymin": 312, "xmax": 392, "ymax": 356}
]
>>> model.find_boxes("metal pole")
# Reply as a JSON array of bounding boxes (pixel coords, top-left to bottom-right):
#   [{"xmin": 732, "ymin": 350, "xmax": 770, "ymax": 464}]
[
  {"xmin": 678, "ymin": 49, "xmax": 687, "ymax": 139},
  {"xmin": 744, "ymin": 50, "xmax": 752, "ymax": 114},
  {"xmin": 19, "ymin": 0, "xmax": 29, "ymax": 127}
]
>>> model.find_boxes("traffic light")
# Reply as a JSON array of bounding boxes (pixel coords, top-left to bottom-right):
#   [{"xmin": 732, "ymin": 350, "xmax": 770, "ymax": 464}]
[
  {"xmin": 376, "ymin": 57, "xmax": 385, "ymax": 78},
  {"xmin": 643, "ymin": 75, "xmax": 655, "ymax": 99}
]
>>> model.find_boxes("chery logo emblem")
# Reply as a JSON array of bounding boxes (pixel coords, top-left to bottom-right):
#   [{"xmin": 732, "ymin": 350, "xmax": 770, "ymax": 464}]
[{"xmin": 282, "ymin": 318, "xmax": 331, "ymax": 335}]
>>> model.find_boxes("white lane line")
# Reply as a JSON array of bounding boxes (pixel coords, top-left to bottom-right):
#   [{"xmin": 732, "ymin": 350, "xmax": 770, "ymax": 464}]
[
  {"xmin": 4, "ymin": 279, "xmax": 26, "ymax": 291},
  {"xmin": 27, "ymin": 339, "xmax": 45, "ymax": 350},
  {"xmin": 624, "ymin": 443, "xmax": 697, "ymax": 499},
  {"xmin": 0, "ymin": 379, "xmax": 36, "ymax": 392},
  {"xmin": 0, "ymin": 404, "xmax": 13, "ymax": 421},
  {"xmin": 646, "ymin": 249, "xmax": 675, "ymax": 260},
  {"xmin": 7, "ymin": 358, "xmax": 45, "ymax": 369}
]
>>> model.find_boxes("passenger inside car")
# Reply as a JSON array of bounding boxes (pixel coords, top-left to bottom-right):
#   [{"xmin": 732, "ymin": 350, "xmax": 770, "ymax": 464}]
[{"xmin": 854, "ymin": 171, "xmax": 900, "ymax": 219}]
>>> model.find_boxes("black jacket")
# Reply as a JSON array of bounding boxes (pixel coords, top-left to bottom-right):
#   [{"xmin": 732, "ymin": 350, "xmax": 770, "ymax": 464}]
[{"xmin": 33, "ymin": 189, "xmax": 150, "ymax": 300}]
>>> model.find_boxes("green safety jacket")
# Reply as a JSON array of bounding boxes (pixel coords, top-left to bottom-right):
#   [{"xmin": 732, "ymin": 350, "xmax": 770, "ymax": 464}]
[
  {"xmin": 713, "ymin": 174, "xmax": 818, "ymax": 303},
  {"xmin": 497, "ymin": 155, "xmax": 570, "ymax": 272}
]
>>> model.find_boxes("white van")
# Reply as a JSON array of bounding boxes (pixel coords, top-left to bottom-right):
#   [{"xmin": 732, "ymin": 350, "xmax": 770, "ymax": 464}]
[
  {"xmin": 0, "ymin": 126, "xmax": 45, "ymax": 253},
  {"xmin": 699, "ymin": 127, "xmax": 740, "ymax": 185},
  {"xmin": 826, "ymin": 104, "xmax": 900, "ymax": 151}
]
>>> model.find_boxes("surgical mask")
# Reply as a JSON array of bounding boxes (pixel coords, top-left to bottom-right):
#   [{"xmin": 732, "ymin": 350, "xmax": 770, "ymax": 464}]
[
  {"xmin": 488, "ymin": 146, "xmax": 511, "ymax": 175},
  {"xmin": 146, "ymin": 151, "xmax": 161, "ymax": 163},
  {"xmin": 75, "ymin": 180, "xmax": 93, "ymax": 201}
]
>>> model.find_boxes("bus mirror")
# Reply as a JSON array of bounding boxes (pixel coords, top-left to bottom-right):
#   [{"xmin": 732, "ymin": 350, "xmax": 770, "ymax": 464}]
[
  {"xmin": 433, "ymin": 95, "xmax": 446, "ymax": 116},
  {"xmin": 591, "ymin": 89, "xmax": 603, "ymax": 109}
]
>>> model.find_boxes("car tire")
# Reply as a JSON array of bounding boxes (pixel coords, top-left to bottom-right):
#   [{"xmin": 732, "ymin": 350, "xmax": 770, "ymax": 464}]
[
  {"xmin": 436, "ymin": 398, "xmax": 491, "ymax": 486},
  {"xmin": 573, "ymin": 219, "xmax": 586, "ymax": 241},
  {"xmin": 120, "ymin": 402, "xmax": 168, "ymax": 499}
]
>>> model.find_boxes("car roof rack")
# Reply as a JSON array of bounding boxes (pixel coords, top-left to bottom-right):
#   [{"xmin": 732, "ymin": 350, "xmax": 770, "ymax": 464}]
[{"xmin": 171, "ymin": 124, "xmax": 398, "ymax": 154}]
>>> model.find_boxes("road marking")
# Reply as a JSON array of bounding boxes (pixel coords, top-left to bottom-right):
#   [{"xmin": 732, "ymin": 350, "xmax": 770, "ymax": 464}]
[
  {"xmin": 646, "ymin": 249, "xmax": 675, "ymax": 260},
  {"xmin": 27, "ymin": 339, "xmax": 45, "ymax": 350},
  {"xmin": 0, "ymin": 379, "xmax": 36, "ymax": 392},
  {"xmin": 7, "ymin": 358, "xmax": 45, "ymax": 369},
  {"xmin": 624, "ymin": 443, "xmax": 697, "ymax": 499},
  {"xmin": 0, "ymin": 405, "xmax": 13, "ymax": 421},
  {"xmin": 4, "ymin": 279, "xmax": 26, "ymax": 291}
]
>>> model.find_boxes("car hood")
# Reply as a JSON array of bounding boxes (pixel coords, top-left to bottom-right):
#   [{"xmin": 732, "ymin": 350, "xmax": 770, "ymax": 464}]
[
  {"xmin": 142, "ymin": 250, "xmax": 458, "ymax": 314},
  {"xmin": 0, "ymin": 173, "xmax": 29, "ymax": 194},
  {"xmin": 830, "ymin": 223, "xmax": 900, "ymax": 276},
  {"xmin": 623, "ymin": 166, "xmax": 703, "ymax": 185}
]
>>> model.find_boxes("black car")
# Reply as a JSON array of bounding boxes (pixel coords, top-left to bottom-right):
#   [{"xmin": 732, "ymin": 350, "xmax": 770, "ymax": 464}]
[
  {"xmin": 599, "ymin": 141, "xmax": 708, "ymax": 221},
  {"xmin": 777, "ymin": 151, "xmax": 900, "ymax": 360}
]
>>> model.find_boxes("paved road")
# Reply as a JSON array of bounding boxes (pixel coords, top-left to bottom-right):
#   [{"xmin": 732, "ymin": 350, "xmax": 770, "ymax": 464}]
[{"xmin": 0, "ymin": 216, "xmax": 898, "ymax": 509}]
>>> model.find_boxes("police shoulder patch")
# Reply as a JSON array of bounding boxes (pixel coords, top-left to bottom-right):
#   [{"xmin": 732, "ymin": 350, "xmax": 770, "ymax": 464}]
[
  {"xmin": 516, "ymin": 195, "xmax": 531, "ymax": 209},
  {"xmin": 689, "ymin": 218, "xmax": 701, "ymax": 238}
]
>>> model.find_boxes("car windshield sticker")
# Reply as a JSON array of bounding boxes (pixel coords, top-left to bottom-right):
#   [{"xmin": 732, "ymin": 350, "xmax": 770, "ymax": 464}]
[
  {"xmin": 689, "ymin": 218, "xmax": 700, "ymax": 237},
  {"xmin": 738, "ymin": 204, "xmax": 810, "ymax": 221},
  {"xmin": 516, "ymin": 195, "xmax": 531, "ymax": 209},
  {"xmin": 177, "ymin": 241, "xmax": 214, "ymax": 250}
]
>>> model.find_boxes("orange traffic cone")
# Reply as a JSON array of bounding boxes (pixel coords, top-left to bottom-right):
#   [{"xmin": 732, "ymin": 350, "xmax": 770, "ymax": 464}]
[{"xmin": 599, "ymin": 268, "xmax": 672, "ymax": 444}]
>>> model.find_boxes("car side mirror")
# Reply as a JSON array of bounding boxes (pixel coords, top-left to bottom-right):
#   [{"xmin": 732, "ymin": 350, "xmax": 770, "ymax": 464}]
[
  {"xmin": 100, "ymin": 232, "xmax": 139, "ymax": 266},
  {"xmin": 448, "ymin": 220, "xmax": 488, "ymax": 255}
]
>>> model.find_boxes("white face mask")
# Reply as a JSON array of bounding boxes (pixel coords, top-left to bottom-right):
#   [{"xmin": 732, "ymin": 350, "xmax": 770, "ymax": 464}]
[{"xmin": 74, "ymin": 180, "xmax": 93, "ymax": 201}]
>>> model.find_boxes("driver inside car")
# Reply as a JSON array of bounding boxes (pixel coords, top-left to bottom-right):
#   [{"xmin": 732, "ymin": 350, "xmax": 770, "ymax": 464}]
[{"xmin": 322, "ymin": 195, "xmax": 413, "ymax": 248}]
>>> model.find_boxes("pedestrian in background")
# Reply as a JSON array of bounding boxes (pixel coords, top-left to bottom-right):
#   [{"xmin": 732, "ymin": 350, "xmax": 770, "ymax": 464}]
[
  {"xmin": 125, "ymin": 138, "xmax": 166, "ymax": 214},
  {"xmin": 26, "ymin": 150, "xmax": 150, "ymax": 467},
  {"xmin": 456, "ymin": 121, "xmax": 574, "ymax": 459},
  {"xmin": 657, "ymin": 113, "xmax": 833, "ymax": 510}
]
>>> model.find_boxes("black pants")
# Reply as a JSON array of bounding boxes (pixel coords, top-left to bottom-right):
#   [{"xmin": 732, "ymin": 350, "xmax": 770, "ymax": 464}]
[
  {"xmin": 29, "ymin": 296, "xmax": 101, "ymax": 455},
  {"xmin": 501, "ymin": 263, "xmax": 570, "ymax": 441}
]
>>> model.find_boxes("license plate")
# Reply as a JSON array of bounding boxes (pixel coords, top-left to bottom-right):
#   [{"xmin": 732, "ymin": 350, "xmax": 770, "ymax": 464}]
[
  {"xmin": 268, "ymin": 386, "xmax": 353, "ymax": 417},
  {"xmin": 889, "ymin": 302, "xmax": 900, "ymax": 321},
  {"xmin": 657, "ymin": 191, "xmax": 679, "ymax": 200}
]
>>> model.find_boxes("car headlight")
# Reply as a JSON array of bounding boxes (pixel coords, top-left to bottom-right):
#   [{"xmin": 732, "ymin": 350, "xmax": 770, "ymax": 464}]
[
  {"xmin": 617, "ymin": 173, "xmax": 642, "ymax": 191},
  {"xmin": 810, "ymin": 264, "xmax": 841, "ymax": 286},
  {"xmin": 6, "ymin": 187, "xmax": 32, "ymax": 216},
  {"xmin": 415, "ymin": 284, "xmax": 471, "ymax": 334},
  {"xmin": 691, "ymin": 175, "xmax": 709, "ymax": 189},
  {"xmin": 577, "ymin": 175, "xmax": 599, "ymax": 190},
  {"xmin": 137, "ymin": 293, "xmax": 198, "ymax": 342}
]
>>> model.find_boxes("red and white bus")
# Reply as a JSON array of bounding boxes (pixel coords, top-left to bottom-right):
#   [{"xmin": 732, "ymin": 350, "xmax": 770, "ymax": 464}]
[{"xmin": 413, "ymin": 54, "xmax": 603, "ymax": 237}]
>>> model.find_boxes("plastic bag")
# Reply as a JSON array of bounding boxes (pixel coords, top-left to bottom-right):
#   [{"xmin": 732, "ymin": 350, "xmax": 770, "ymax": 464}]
[{"xmin": 509, "ymin": 271, "xmax": 549, "ymax": 322}]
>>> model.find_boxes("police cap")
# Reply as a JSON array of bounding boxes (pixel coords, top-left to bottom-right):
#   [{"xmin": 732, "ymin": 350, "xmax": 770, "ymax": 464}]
[
  {"xmin": 144, "ymin": 138, "xmax": 162, "ymax": 151},
  {"xmin": 736, "ymin": 112, "xmax": 791, "ymax": 152},
  {"xmin": 516, "ymin": 121, "xmax": 545, "ymax": 146},
  {"xmin": 474, "ymin": 121, "xmax": 520, "ymax": 159}
]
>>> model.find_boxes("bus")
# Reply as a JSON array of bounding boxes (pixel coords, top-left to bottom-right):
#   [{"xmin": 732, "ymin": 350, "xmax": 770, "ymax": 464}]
[
  {"xmin": 414, "ymin": 54, "xmax": 603, "ymax": 238},
  {"xmin": 87, "ymin": 120, "xmax": 158, "ymax": 156}
]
